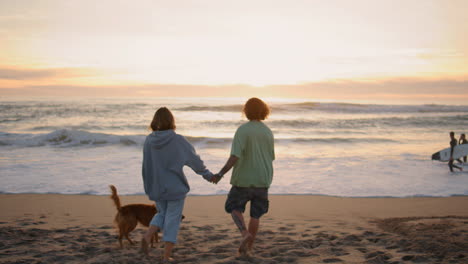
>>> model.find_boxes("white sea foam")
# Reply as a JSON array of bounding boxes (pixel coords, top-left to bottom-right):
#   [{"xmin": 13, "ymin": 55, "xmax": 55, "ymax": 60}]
[
  {"xmin": 0, "ymin": 129, "xmax": 144, "ymax": 147},
  {"xmin": 1, "ymin": 97, "xmax": 467, "ymax": 197},
  {"xmin": 0, "ymin": 129, "xmax": 402, "ymax": 148}
]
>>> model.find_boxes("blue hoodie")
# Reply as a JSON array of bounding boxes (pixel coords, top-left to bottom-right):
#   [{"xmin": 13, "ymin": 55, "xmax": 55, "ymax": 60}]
[{"xmin": 142, "ymin": 130, "xmax": 213, "ymax": 201}]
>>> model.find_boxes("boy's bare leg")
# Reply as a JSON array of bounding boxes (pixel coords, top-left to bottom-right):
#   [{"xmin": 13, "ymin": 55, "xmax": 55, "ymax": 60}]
[
  {"xmin": 163, "ymin": 242, "xmax": 175, "ymax": 261},
  {"xmin": 231, "ymin": 210, "xmax": 252, "ymax": 255},
  {"xmin": 247, "ymin": 218, "xmax": 259, "ymax": 251}
]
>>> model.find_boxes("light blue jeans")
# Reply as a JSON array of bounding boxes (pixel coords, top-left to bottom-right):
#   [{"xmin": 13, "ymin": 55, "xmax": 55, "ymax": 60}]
[{"xmin": 150, "ymin": 198, "xmax": 185, "ymax": 244}]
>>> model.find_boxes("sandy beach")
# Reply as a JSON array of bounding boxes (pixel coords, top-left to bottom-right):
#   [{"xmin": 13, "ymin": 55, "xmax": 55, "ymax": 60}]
[{"xmin": 1, "ymin": 194, "xmax": 467, "ymax": 264}]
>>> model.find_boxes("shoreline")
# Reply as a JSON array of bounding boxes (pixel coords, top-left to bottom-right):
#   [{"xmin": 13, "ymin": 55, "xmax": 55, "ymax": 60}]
[
  {"xmin": 1, "ymin": 192, "xmax": 467, "ymax": 198},
  {"xmin": 1, "ymin": 194, "xmax": 467, "ymax": 263}
]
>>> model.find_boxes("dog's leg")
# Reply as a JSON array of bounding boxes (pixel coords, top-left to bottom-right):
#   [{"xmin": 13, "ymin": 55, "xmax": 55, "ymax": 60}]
[
  {"xmin": 123, "ymin": 226, "xmax": 135, "ymax": 245},
  {"xmin": 150, "ymin": 232, "xmax": 159, "ymax": 248},
  {"xmin": 125, "ymin": 233, "xmax": 134, "ymax": 245},
  {"xmin": 123, "ymin": 218, "xmax": 137, "ymax": 246},
  {"xmin": 118, "ymin": 230, "xmax": 124, "ymax": 248}
]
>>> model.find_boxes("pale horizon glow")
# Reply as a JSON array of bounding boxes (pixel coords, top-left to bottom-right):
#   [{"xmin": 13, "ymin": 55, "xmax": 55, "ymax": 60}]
[{"xmin": 1, "ymin": 0, "xmax": 467, "ymax": 102}]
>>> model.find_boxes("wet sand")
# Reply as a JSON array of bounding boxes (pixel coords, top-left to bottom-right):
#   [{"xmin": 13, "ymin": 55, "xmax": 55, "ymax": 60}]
[{"xmin": 1, "ymin": 194, "xmax": 467, "ymax": 263}]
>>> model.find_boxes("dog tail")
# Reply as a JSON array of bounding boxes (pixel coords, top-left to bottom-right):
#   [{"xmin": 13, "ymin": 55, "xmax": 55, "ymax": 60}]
[{"xmin": 109, "ymin": 185, "xmax": 121, "ymax": 210}]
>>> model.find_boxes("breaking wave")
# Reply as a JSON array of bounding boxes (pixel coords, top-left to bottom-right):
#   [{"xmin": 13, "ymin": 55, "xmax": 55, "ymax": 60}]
[{"xmin": 0, "ymin": 129, "xmax": 399, "ymax": 148}]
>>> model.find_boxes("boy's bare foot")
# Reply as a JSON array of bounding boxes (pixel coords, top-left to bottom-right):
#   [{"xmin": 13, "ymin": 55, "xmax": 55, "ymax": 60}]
[
  {"xmin": 240, "ymin": 247, "xmax": 254, "ymax": 258},
  {"xmin": 247, "ymin": 239, "xmax": 255, "ymax": 252},
  {"xmin": 238, "ymin": 233, "xmax": 252, "ymax": 256},
  {"xmin": 140, "ymin": 238, "xmax": 149, "ymax": 256},
  {"xmin": 247, "ymin": 245, "xmax": 254, "ymax": 255}
]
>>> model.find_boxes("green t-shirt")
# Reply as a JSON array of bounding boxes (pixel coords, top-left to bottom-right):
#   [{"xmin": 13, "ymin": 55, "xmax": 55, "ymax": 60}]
[{"xmin": 230, "ymin": 121, "xmax": 275, "ymax": 188}]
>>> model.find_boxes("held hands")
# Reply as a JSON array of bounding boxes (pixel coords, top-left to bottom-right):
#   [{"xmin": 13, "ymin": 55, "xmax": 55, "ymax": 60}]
[
  {"xmin": 208, "ymin": 155, "xmax": 236, "ymax": 185},
  {"xmin": 209, "ymin": 173, "xmax": 223, "ymax": 184}
]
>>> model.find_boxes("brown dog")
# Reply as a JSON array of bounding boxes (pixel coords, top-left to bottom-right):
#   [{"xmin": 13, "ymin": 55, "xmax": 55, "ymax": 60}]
[{"xmin": 109, "ymin": 185, "xmax": 158, "ymax": 248}]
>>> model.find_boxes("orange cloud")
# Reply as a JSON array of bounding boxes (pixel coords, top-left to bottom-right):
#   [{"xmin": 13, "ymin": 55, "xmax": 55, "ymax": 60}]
[
  {"xmin": 0, "ymin": 66, "xmax": 98, "ymax": 80},
  {"xmin": 1, "ymin": 75, "xmax": 467, "ymax": 105}
]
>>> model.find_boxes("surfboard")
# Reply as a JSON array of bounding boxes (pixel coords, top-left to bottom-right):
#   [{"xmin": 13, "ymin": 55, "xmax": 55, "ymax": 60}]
[{"xmin": 431, "ymin": 144, "xmax": 468, "ymax": 162}]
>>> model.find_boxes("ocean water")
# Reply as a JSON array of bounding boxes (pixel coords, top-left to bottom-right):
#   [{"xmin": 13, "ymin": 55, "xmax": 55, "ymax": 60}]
[{"xmin": 1, "ymin": 97, "xmax": 468, "ymax": 197}]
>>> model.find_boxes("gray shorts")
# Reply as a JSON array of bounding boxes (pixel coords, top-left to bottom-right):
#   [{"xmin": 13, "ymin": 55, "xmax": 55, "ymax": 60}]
[{"xmin": 225, "ymin": 186, "xmax": 269, "ymax": 219}]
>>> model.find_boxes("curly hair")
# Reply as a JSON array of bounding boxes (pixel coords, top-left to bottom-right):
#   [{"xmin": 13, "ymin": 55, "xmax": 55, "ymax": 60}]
[
  {"xmin": 243, "ymin": 97, "xmax": 270, "ymax": 121},
  {"xmin": 150, "ymin": 107, "xmax": 176, "ymax": 131}
]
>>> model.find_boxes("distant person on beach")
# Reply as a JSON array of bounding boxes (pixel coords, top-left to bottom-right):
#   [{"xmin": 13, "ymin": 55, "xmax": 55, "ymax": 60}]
[
  {"xmin": 140, "ymin": 107, "xmax": 217, "ymax": 261},
  {"xmin": 459, "ymin": 133, "xmax": 467, "ymax": 163},
  {"xmin": 448, "ymin": 131, "xmax": 463, "ymax": 172},
  {"xmin": 213, "ymin": 97, "xmax": 275, "ymax": 256}
]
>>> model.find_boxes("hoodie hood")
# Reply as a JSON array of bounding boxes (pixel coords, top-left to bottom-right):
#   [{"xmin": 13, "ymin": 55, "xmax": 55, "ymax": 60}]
[{"xmin": 147, "ymin": 130, "xmax": 176, "ymax": 149}]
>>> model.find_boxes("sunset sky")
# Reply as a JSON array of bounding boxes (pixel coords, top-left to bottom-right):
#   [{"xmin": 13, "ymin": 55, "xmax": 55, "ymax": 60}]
[{"xmin": 1, "ymin": 0, "xmax": 467, "ymax": 102}]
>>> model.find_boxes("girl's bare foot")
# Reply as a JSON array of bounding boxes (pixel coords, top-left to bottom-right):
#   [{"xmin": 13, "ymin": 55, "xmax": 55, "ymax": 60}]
[{"xmin": 161, "ymin": 257, "xmax": 175, "ymax": 263}]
